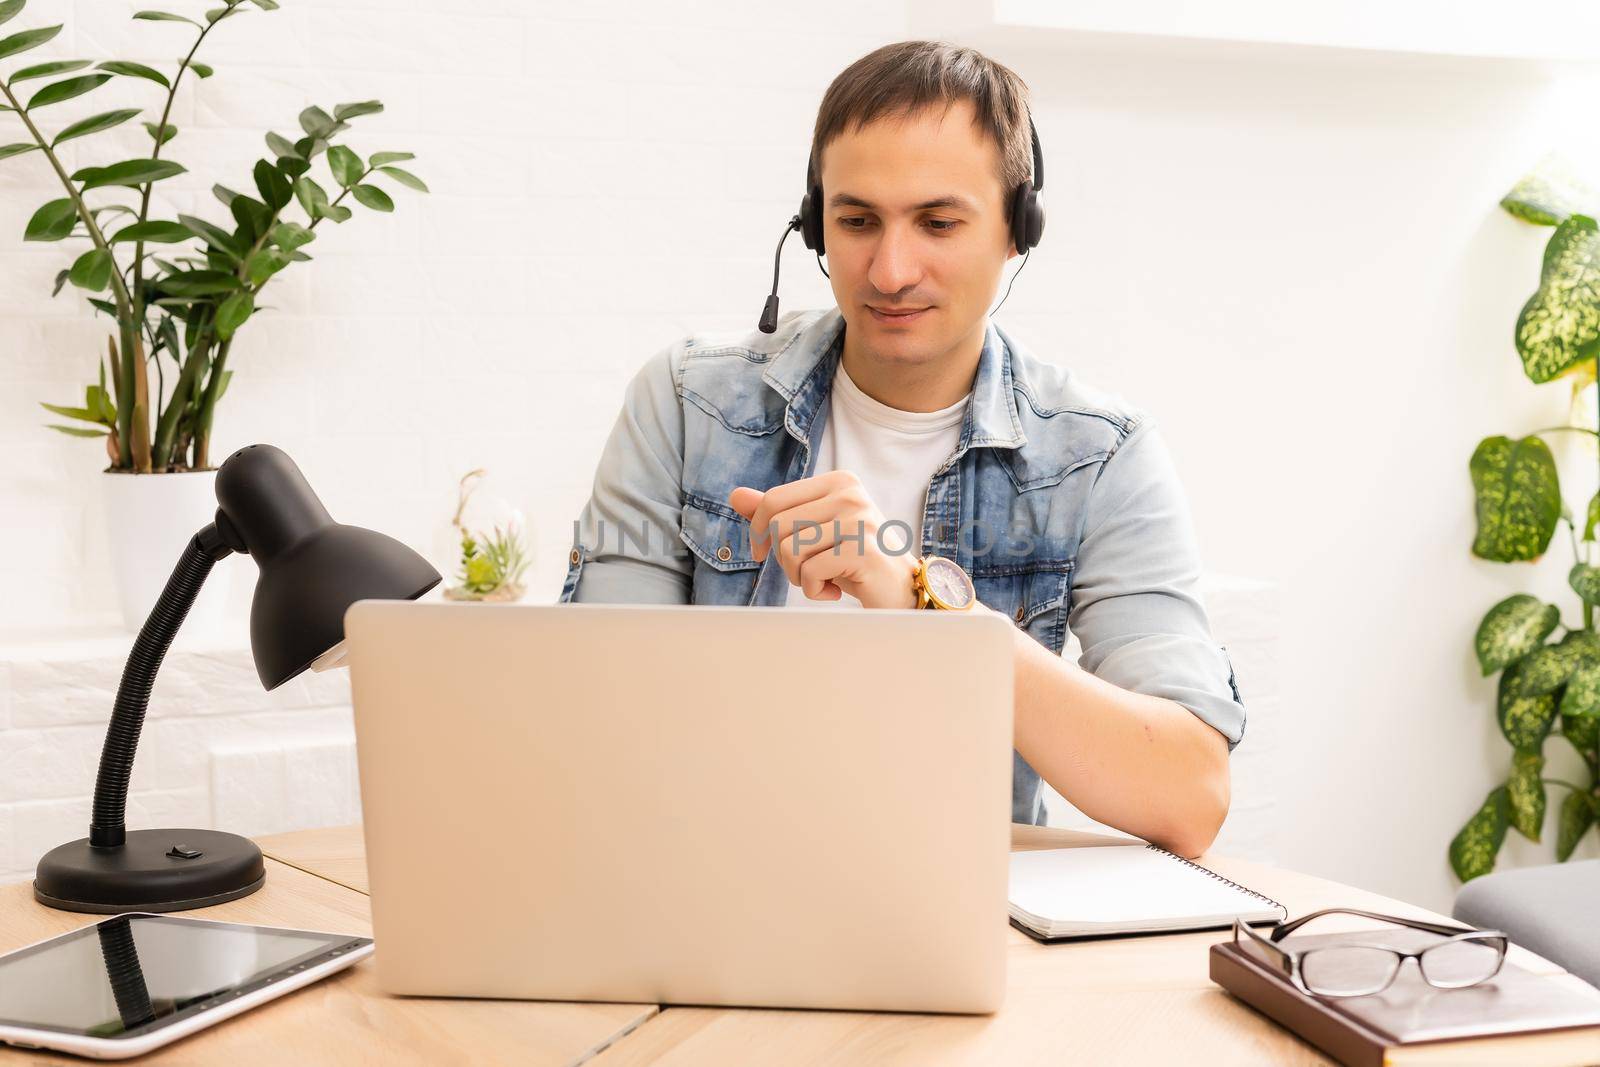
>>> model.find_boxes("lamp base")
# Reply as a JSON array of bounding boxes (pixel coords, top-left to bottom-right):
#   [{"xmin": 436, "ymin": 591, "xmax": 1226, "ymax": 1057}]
[{"xmin": 34, "ymin": 828, "xmax": 266, "ymax": 914}]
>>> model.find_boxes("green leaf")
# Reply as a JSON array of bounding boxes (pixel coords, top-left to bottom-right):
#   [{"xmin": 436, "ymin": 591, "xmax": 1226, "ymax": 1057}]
[
  {"xmin": 25, "ymin": 73, "xmax": 111, "ymax": 110},
  {"xmin": 158, "ymin": 269, "xmax": 241, "ymax": 297},
  {"xmin": 244, "ymin": 247, "xmax": 287, "ymax": 285},
  {"xmin": 189, "ymin": 61, "xmax": 213, "ymax": 78},
  {"xmin": 1507, "ymin": 750, "xmax": 1546, "ymax": 842},
  {"xmin": 1561, "ymin": 628, "xmax": 1600, "ymax": 666},
  {"xmin": 229, "ymin": 194, "xmax": 269, "ymax": 242},
  {"xmin": 249, "ymin": 0, "xmax": 279, "ymax": 9},
  {"xmin": 212, "ymin": 183, "xmax": 241, "ymax": 207},
  {"xmin": 53, "ymin": 108, "xmax": 141, "ymax": 146},
  {"xmin": 322, "ymin": 203, "xmax": 351, "ymax": 223},
  {"xmin": 277, "ymin": 155, "xmax": 308, "ymax": 180},
  {"xmin": 205, "ymin": 7, "xmax": 232, "ymax": 23},
  {"xmin": 298, "ymin": 105, "xmax": 338, "ymax": 138},
  {"xmin": 73, "ymin": 158, "xmax": 185, "ymax": 189},
  {"xmin": 110, "ymin": 220, "xmax": 191, "ymax": 244},
  {"xmin": 1474, "ymin": 595, "xmax": 1560, "ymax": 675},
  {"xmin": 265, "ymin": 130, "xmax": 301, "ymax": 160},
  {"xmin": 293, "ymin": 175, "xmax": 329, "ymax": 217},
  {"xmin": 351, "ymin": 184, "xmax": 392, "ymax": 212},
  {"xmin": 177, "ymin": 214, "xmax": 242, "ymax": 258},
  {"xmin": 89, "ymin": 383, "xmax": 115, "ymax": 423},
  {"xmin": 39, "ymin": 400, "xmax": 96, "ymax": 422},
  {"xmin": 214, "ymin": 290, "xmax": 253, "ymax": 339},
  {"xmin": 133, "ymin": 11, "xmax": 201, "ymax": 27},
  {"xmin": 1556, "ymin": 790, "xmax": 1595, "ymax": 861},
  {"xmin": 1502, "ymin": 157, "xmax": 1597, "ymax": 226},
  {"xmin": 333, "ymin": 99, "xmax": 382, "ymax": 121},
  {"xmin": 1470, "ymin": 435, "xmax": 1561, "ymax": 561},
  {"xmin": 68, "ymin": 247, "xmax": 112, "ymax": 292},
  {"xmin": 1510, "ymin": 642, "xmax": 1576, "ymax": 695},
  {"xmin": 1499, "ymin": 658, "xmax": 1559, "ymax": 751},
  {"xmin": 326, "ymin": 144, "xmax": 362, "ymax": 187},
  {"xmin": 0, "ymin": 0, "xmax": 23, "ymax": 28},
  {"xmin": 0, "ymin": 23, "xmax": 60, "ymax": 61},
  {"xmin": 1563, "ymin": 707, "xmax": 1600, "ymax": 764},
  {"xmin": 1515, "ymin": 215, "xmax": 1600, "ymax": 384},
  {"xmin": 376, "ymin": 165, "xmax": 427, "ymax": 192},
  {"xmin": 253, "ymin": 157, "xmax": 292, "ymax": 209},
  {"xmin": 1450, "ymin": 786, "xmax": 1510, "ymax": 882},
  {"xmin": 143, "ymin": 121, "xmax": 177, "ymax": 145},
  {"xmin": 97, "ymin": 60, "xmax": 169, "ymax": 89},
  {"xmin": 367, "ymin": 150, "xmax": 414, "ymax": 166},
  {"xmin": 1587, "ymin": 493, "xmax": 1600, "ymax": 542},
  {"xmin": 24, "ymin": 198, "xmax": 76, "ymax": 241},
  {"xmin": 270, "ymin": 220, "xmax": 313, "ymax": 250},
  {"xmin": 9, "ymin": 59, "xmax": 90, "ymax": 83},
  {"xmin": 0, "ymin": 142, "xmax": 36, "ymax": 161},
  {"xmin": 1572, "ymin": 563, "xmax": 1600, "ymax": 606},
  {"xmin": 46, "ymin": 423, "xmax": 108, "ymax": 438},
  {"xmin": 51, "ymin": 268, "xmax": 68, "ymax": 296}
]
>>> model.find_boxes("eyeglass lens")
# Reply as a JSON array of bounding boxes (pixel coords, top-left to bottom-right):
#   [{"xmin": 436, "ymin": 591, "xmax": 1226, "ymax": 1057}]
[
  {"xmin": 1419, "ymin": 937, "xmax": 1504, "ymax": 988},
  {"xmin": 1299, "ymin": 946, "xmax": 1402, "ymax": 996}
]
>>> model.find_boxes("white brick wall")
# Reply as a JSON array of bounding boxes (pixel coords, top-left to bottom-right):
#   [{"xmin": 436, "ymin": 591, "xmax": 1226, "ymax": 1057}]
[{"xmin": 0, "ymin": 625, "xmax": 354, "ymax": 885}]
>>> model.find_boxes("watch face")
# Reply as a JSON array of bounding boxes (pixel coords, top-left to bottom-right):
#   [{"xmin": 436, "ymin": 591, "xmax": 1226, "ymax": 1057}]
[{"xmin": 924, "ymin": 556, "xmax": 974, "ymax": 609}]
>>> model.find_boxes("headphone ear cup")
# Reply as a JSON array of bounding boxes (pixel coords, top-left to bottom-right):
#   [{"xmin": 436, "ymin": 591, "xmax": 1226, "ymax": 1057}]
[
  {"xmin": 1010, "ymin": 182, "xmax": 1045, "ymax": 254},
  {"xmin": 800, "ymin": 183, "xmax": 825, "ymax": 255}
]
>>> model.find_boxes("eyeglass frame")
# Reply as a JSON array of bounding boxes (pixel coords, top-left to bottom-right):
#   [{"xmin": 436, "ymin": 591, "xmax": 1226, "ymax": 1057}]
[{"xmin": 1232, "ymin": 907, "xmax": 1509, "ymax": 999}]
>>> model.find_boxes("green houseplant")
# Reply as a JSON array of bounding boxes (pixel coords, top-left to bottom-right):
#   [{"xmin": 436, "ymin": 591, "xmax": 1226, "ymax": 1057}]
[
  {"xmin": 1451, "ymin": 161, "xmax": 1600, "ymax": 881},
  {"xmin": 0, "ymin": 0, "xmax": 427, "ymax": 472}
]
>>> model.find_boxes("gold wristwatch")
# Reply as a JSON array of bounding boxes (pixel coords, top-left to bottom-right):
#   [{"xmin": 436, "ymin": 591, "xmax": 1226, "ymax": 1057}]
[{"xmin": 911, "ymin": 554, "xmax": 976, "ymax": 611}]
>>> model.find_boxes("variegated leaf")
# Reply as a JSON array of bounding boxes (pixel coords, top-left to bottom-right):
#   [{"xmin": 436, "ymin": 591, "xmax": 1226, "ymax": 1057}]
[
  {"xmin": 1563, "ymin": 708, "xmax": 1600, "ymax": 764},
  {"xmin": 1556, "ymin": 790, "xmax": 1595, "ymax": 861},
  {"xmin": 1515, "ymin": 214, "xmax": 1600, "ymax": 384},
  {"xmin": 1559, "ymin": 628, "xmax": 1600, "ymax": 666},
  {"xmin": 1470, "ymin": 436, "xmax": 1560, "ymax": 561},
  {"xmin": 1450, "ymin": 787, "xmax": 1510, "ymax": 882},
  {"xmin": 1561, "ymin": 664, "xmax": 1600, "ymax": 720},
  {"xmin": 1572, "ymin": 563, "xmax": 1600, "ymax": 606},
  {"xmin": 1476, "ymin": 595, "xmax": 1560, "ymax": 675},
  {"xmin": 1501, "ymin": 156, "xmax": 1600, "ymax": 226},
  {"xmin": 1507, "ymin": 750, "xmax": 1546, "ymax": 841},
  {"xmin": 1499, "ymin": 659, "xmax": 1558, "ymax": 750},
  {"xmin": 1510, "ymin": 643, "xmax": 1576, "ymax": 695}
]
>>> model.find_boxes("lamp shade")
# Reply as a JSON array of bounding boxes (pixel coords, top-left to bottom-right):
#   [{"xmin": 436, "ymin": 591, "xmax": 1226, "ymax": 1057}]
[{"xmin": 214, "ymin": 444, "xmax": 441, "ymax": 689}]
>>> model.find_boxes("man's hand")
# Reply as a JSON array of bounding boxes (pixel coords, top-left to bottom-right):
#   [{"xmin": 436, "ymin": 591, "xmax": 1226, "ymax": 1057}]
[{"xmin": 728, "ymin": 472, "xmax": 918, "ymax": 609}]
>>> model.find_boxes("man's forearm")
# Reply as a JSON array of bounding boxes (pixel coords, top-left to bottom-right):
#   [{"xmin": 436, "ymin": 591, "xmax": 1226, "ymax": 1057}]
[{"xmin": 1005, "ymin": 612, "xmax": 1230, "ymax": 858}]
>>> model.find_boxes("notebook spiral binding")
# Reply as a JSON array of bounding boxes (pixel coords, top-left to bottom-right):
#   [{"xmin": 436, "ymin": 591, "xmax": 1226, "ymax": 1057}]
[{"xmin": 1144, "ymin": 844, "xmax": 1288, "ymax": 920}]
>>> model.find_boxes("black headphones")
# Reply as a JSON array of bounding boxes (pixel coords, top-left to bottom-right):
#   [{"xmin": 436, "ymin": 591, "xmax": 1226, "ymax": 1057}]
[{"xmin": 760, "ymin": 110, "xmax": 1045, "ymax": 333}]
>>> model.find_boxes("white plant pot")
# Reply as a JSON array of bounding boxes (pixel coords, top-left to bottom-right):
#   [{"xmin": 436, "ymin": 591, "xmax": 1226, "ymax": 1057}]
[{"xmin": 102, "ymin": 470, "xmax": 235, "ymax": 634}]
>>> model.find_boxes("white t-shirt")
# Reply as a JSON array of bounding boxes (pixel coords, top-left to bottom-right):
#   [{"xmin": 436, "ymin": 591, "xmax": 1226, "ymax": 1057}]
[{"xmin": 783, "ymin": 362, "xmax": 970, "ymax": 609}]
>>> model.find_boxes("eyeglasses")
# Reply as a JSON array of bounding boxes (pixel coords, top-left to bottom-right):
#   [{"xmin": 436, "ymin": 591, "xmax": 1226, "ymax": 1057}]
[{"xmin": 1233, "ymin": 907, "xmax": 1509, "ymax": 998}]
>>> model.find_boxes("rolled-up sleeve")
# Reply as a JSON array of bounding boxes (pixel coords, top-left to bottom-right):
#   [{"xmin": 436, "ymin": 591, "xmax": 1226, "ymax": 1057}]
[
  {"xmin": 563, "ymin": 342, "xmax": 693, "ymax": 605},
  {"xmin": 1066, "ymin": 417, "xmax": 1246, "ymax": 749}
]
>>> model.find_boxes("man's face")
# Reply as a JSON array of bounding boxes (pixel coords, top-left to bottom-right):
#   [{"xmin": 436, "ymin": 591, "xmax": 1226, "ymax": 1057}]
[{"xmin": 818, "ymin": 98, "xmax": 1017, "ymax": 369}]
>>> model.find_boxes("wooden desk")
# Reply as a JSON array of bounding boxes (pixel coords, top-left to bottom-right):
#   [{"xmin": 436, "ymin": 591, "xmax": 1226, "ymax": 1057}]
[
  {"xmin": 258, "ymin": 823, "xmax": 1586, "ymax": 1066},
  {"xmin": 0, "ymin": 857, "xmax": 654, "ymax": 1065}
]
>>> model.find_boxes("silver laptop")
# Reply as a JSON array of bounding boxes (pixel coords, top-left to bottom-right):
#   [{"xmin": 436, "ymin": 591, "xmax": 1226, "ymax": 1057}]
[{"xmin": 343, "ymin": 601, "xmax": 1013, "ymax": 1014}]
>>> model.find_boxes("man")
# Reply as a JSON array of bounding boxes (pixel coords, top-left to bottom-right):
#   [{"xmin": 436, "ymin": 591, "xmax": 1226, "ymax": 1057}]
[{"xmin": 561, "ymin": 41, "xmax": 1244, "ymax": 859}]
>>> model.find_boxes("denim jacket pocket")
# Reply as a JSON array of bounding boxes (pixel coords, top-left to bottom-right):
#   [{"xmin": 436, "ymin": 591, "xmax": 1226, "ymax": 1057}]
[
  {"xmin": 680, "ymin": 496, "xmax": 762, "ymax": 603},
  {"xmin": 972, "ymin": 561, "xmax": 1072, "ymax": 654},
  {"xmin": 558, "ymin": 543, "xmax": 587, "ymax": 603}
]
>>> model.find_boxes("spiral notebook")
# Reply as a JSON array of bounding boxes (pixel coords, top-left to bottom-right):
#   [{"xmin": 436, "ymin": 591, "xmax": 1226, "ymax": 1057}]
[{"xmin": 1009, "ymin": 844, "xmax": 1286, "ymax": 941}]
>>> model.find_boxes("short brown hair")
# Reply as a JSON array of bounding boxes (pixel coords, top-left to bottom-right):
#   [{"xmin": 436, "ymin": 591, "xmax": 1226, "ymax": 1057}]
[{"xmin": 809, "ymin": 40, "xmax": 1033, "ymax": 199}]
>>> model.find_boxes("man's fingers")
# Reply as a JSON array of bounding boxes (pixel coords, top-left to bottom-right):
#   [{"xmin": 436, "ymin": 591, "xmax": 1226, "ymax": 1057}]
[
  {"xmin": 728, "ymin": 486, "xmax": 763, "ymax": 520},
  {"xmin": 746, "ymin": 472, "xmax": 849, "ymax": 543}
]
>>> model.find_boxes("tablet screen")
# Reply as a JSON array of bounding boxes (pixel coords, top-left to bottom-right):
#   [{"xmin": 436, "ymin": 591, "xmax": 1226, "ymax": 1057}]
[{"xmin": 0, "ymin": 915, "xmax": 367, "ymax": 1039}]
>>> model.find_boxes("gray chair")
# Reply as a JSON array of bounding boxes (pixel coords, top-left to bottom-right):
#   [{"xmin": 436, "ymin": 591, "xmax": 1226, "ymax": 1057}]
[{"xmin": 1453, "ymin": 860, "xmax": 1600, "ymax": 990}]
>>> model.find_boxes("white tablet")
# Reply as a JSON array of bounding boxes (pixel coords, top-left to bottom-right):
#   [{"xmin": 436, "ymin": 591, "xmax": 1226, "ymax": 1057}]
[{"xmin": 0, "ymin": 913, "xmax": 373, "ymax": 1060}]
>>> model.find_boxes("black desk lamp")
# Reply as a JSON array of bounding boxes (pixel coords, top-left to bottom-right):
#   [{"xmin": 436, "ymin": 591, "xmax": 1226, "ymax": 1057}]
[{"xmin": 34, "ymin": 444, "xmax": 441, "ymax": 913}]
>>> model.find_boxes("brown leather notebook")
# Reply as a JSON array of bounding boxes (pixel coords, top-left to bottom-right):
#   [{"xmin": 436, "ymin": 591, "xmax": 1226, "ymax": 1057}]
[{"xmin": 1210, "ymin": 928, "xmax": 1600, "ymax": 1066}]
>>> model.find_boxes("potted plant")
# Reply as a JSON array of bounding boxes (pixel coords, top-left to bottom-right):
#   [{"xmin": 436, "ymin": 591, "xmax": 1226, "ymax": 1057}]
[
  {"xmin": 1451, "ymin": 159, "xmax": 1600, "ymax": 881},
  {"xmin": 0, "ymin": 0, "xmax": 426, "ymax": 628}
]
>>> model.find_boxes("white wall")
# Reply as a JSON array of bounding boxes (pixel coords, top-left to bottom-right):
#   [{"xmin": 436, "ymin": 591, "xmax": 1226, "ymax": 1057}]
[{"xmin": 3, "ymin": 0, "xmax": 1598, "ymax": 913}]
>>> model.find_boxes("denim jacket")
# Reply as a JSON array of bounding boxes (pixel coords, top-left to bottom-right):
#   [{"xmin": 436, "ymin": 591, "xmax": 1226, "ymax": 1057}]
[{"xmin": 560, "ymin": 307, "xmax": 1245, "ymax": 824}]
